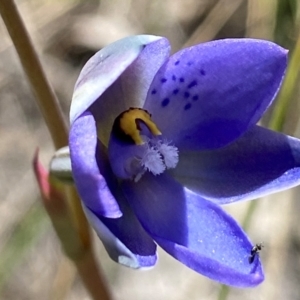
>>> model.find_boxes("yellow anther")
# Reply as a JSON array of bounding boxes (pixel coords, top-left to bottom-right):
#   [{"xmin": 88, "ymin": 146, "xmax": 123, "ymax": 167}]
[{"xmin": 119, "ymin": 108, "xmax": 161, "ymax": 145}]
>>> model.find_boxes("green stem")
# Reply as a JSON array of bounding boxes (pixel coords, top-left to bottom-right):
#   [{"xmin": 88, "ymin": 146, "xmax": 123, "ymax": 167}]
[
  {"xmin": 241, "ymin": 201, "xmax": 259, "ymax": 231},
  {"xmin": 269, "ymin": 33, "xmax": 300, "ymax": 131},
  {"xmin": 217, "ymin": 285, "xmax": 230, "ymax": 300}
]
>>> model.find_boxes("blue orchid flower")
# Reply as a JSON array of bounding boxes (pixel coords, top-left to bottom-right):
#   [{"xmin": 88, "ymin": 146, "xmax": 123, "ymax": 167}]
[{"xmin": 68, "ymin": 35, "xmax": 300, "ymax": 287}]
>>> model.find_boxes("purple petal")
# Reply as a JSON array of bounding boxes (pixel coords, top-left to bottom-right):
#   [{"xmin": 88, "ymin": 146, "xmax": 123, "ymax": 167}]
[
  {"xmin": 83, "ymin": 197, "xmax": 157, "ymax": 268},
  {"xmin": 70, "ymin": 35, "xmax": 170, "ymax": 145},
  {"xmin": 69, "ymin": 111, "xmax": 122, "ymax": 218},
  {"xmin": 70, "ymin": 35, "xmax": 165, "ymax": 124},
  {"xmin": 70, "ymin": 117, "xmax": 157, "ymax": 267},
  {"xmin": 171, "ymin": 125, "xmax": 300, "ymax": 204},
  {"xmin": 122, "ymin": 174, "xmax": 264, "ymax": 287},
  {"xmin": 144, "ymin": 39, "xmax": 287, "ymax": 149}
]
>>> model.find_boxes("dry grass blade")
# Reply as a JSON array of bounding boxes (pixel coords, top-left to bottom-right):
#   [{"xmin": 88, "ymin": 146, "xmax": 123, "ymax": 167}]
[
  {"xmin": 183, "ymin": 0, "xmax": 243, "ymax": 47},
  {"xmin": 246, "ymin": 0, "xmax": 277, "ymax": 39}
]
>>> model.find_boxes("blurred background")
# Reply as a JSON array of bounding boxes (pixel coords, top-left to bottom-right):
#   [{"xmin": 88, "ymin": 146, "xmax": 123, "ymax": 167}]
[{"xmin": 1, "ymin": 0, "xmax": 300, "ymax": 299}]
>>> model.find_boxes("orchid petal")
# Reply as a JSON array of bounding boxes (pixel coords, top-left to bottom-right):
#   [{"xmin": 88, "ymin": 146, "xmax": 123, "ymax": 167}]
[
  {"xmin": 70, "ymin": 35, "xmax": 170, "ymax": 146},
  {"xmin": 70, "ymin": 35, "xmax": 165, "ymax": 124},
  {"xmin": 144, "ymin": 39, "xmax": 287, "ymax": 149},
  {"xmin": 70, "ymin": 119, "xmax": 157, "ymax": 267},
  {"xmin": 83, "ymin": 199, "xmax": 157, "ymax": 269},
  {"xmin": 69, "ymin": 111, "xmax": 122, "ymax": 218},
  {"xmin": 122, "ymin": 174, "xmax": 264, "ymax": 287},
  {"xmin": 171, "ymin": 125, "xmax": 300, "ymax": 204}
]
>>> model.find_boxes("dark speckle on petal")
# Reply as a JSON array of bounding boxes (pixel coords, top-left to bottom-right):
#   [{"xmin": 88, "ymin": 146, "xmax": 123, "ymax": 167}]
[
  {"xmin": 179, "ymin": 77, "xmax": 185, "ymax": 83},
  {"xmin": 200, "ymin": 69, "xmax": 206, "ymax": 76},
  {"xmin": 184, "ymin": 103, "xmax": 191, "ymax": 110},
  {"xmin": 175, "ymin": 60, "xmax": 180, "ymax": 66},
  {"xmin": 188, "ymin": 80, "xmax": 197, "ymax": 89},
  {"xmin": 192, "ymin": 95, "xmax": 199, "ymax": 101},
  {"xmin": 173, "ymin": 89, "xmax": 179, "ymax": 95},
  {"xmin": 151, "ymin": 89, "xmax": 157, "ymax": 95},
  {"xmin": 187, "ymin": 61, "xmax": 193, "ymax": 66},
  {"xmin": 161, "ymin": 78, "xmax": 167, "ymax": 83},
  {"xmin": 172, "ymin": 75, "xmax": 176, "ymax": 81},
  {"xmin": 184, "ymin": 92, "xmax": 190, "ymax": 99},
  {"xmin": 161, "ymin": 98, "xmax": 170, "ymax": 107}
]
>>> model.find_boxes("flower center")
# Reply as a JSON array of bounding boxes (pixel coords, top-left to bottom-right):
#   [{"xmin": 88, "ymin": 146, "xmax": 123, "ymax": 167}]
[{"xmin": 108, "ymin": 108, "xmax": 179, "ymax": 181}]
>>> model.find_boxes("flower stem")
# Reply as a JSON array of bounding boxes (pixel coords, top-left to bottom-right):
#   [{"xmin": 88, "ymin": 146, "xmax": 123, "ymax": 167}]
[
  {"xmin": 0, "ymin": 1, "xmax": 112, "ymax": 299},
  {"xmin": 76, "ymin": 249, "xmax": 112, "ymax": 300},
  {"xmin": 0, "ymin": 0, "xmax": 67, "ymax": 149}
]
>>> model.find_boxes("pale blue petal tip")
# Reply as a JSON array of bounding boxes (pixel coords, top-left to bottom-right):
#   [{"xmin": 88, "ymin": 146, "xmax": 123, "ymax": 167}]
[{"xmin": 70, "ymin": 35, "xmax": 164, "ymax": 124}]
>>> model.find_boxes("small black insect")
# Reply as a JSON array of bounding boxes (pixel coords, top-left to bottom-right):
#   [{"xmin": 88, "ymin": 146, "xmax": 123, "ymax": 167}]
[{"xmin": 248, "ymin": 243, "xmax": 263, "ymax": 264}]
